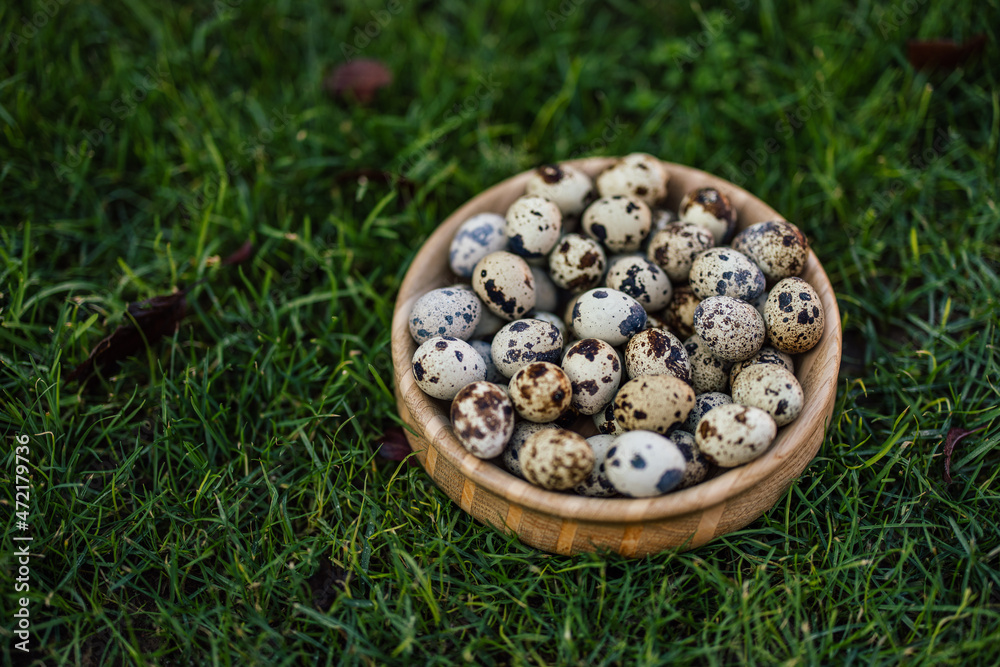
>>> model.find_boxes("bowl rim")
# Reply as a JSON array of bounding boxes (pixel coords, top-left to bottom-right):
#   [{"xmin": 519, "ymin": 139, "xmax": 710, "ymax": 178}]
[{"xmin": 391, "ymin": 156, "xmax": 842, "ymax": 525}]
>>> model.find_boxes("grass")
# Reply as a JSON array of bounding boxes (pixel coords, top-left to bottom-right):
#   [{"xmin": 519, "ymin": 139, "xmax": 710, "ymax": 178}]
[{"xmin": 1, "ymin": 0, "xmax": 999, "ymax": 664}]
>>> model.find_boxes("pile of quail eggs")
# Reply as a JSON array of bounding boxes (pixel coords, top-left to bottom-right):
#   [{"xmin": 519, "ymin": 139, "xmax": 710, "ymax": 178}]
[{"xmin": 408, "ymin": 154, "xmax": 825, "ymax": 498}]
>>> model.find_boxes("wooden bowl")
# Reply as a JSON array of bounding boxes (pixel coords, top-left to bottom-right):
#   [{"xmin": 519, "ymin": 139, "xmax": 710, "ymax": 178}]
[{"xmin": 391, "ymin": 157, "xmax": 842, "ymax": 557}]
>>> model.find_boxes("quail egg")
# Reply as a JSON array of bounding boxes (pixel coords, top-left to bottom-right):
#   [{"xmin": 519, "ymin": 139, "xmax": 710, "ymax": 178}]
[
  {"xmin": 411, "ymin": 336, "xmax": 487, "ymax": 400},
  {"xmin": 408, "ymin": 286, "xmax": 483, "ymax": 344},
  {"xmin": 605, "ymin": 430, "xmax": 686, "ymax": 497},
  {"xmin": 696, "ymin": 404, "xmax": 776, "ymax": 467},
  {"xmin": 449, "ymin": 213, "xmax": 508, "ymax": 278},
  {"xmin": 520, "ymin": 428, "xmax": 595, "ymax": 490},
  {"xmin": 450, "ymin": 381, "xmax": 515, "ymax": 458},
  {"xmin": 571, "ymin": 288, "xmax": 647, "ymax": 346},
  {"xmin": 471, "ymin": 251, "xmax": 536, "ymax": 321}
]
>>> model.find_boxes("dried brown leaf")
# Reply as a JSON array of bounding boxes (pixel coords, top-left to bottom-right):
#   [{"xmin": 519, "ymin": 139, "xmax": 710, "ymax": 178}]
[
  {"xmin": 907, "ymin": 34, "xmax": 987, "ymax": 71},
  {"xmin": 324, "ymin": 59, "xmax": 393, "ymax": 104},
  {"xmin": 942, "ymin": 425, "xmax": 987, "ymax": 483},
  {"xmin": 66, "ymin": 289, "xmax": 190, "ymax": 385},
  {"xmin": 376, "ymin": 426, "xmax": 417, "ymax": 466}
]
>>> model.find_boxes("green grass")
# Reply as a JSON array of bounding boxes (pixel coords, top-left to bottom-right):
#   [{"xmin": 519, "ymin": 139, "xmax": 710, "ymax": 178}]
[{"xmin": 2, "ymin": 0, "xmax": 999, "ymax": 664}]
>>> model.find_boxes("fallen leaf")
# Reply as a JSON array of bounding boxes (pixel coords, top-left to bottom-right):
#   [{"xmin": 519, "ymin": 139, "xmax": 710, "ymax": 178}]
[
  {"xmin": 222, "ymin": 239, "xmax": 253, "ymax": 266},
  {"xmin": 376, "ymin": 426, "xmax": 417, "ymax": 466},
  {"xmin": 66, "ymin": 289, "xmax": 190, "ymax": 385},
  {"xmin": 942, "ymin": 425, "xmax": 987, "ymax": 483},
  {"xmin": 308, "ymin": 556, "xmax": 350, "ymax": 611},
  {"xmin": 324, "ymin": 59, "xmax": 393, "ymax": 104},
  {"xmin": 907, "ymin": 34, "xmax": 987, "ymax": 71}
]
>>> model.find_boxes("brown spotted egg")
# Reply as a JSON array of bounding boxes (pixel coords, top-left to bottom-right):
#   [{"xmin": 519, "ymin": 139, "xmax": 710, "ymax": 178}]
[
  {"xmin": 520, "ymin": 428, "xmax": 595, "ymax": 490},
  {"xmin": 646, "ymin": 221, "xmax": 716, "ymax": 284},
  {"xmin": 547, "ymin": 233, "xmax": 607, "ymax": 292},
  {"xmin": 682, "ymin": 391, "xmax": 733, "ymax": 433},
  {"xmin": 582, "ymin": 196, "xmax": 652, "ymax": 253},
  {"xmin": 623, "ymin": 328, "xmax": 691, "ymax": 383},
  {"xmin": 471, "ymin": 251, "xmax": 536, "ymax": 321},
  {"xmin": 605, "ymin": 255, "xmax": 673, "ymax": 312},
  {"xmin": 596, "ymin": 153, "xmax": 669, "ymax": 207},
  {"xmin": 448, "ymin": 213, "xmax": 508, "ymax": 278},
  {"xmin": 411, "ymin": 336, "xmax": 487, "ymax": 400},
  {"xmin": 531, "ymin": 311, "xmax": 568, "ymax": 347},
  {"xmin": 531, "ymin": 266, "xmax": 560, "ymax": 312},
  {"xmin": 732, "ymin": 220, "xmax": 809, "ymax": 283},
  {"xmin": 408, "ymin": 286, "xmax": 483, "ymax": 344},
  {"xmin": 468, "ymin": 339, "xmax": 505, "ymax": 384},
  {"xmin": 688, "ymin": 248, "xmax": 766, "ymax": 302},
  {"xmin": 764, "ymin": 277, "xmax": 825, "ymax": 354},
  {"xmin": 571, "ymin": 288, "xmax": 647, "ymax": 346},
  {"xmin": 574, "ymin": 434, "xmax": 619, "ymax": 497},
  {"xmin": 660, "ymin": 285, "xmax": 701, "ymax": 340},
  {"xmin": 502, "ymin": 421, "xmax": 558, "ymax": 479},
  {"xmin": 696, "ymin": 404, "xmax": 776, "ymax": 467},
  {"xmin": 613, "ymin": 375, "xmax": 695, "ymax": 434},
  {"xmin": 693, "ymin": 296, "xmax": 766, "ymax": 363},
  {"xmin": 504, "ymin": 195, "xmax": 562, "ymax": 259},
  {"xmin": 561, "ymin": 338, "xmax": 623, "ymax": 415},
  {"xmin": 605, "ymin": 430, "xmax": 686, "ymax": 497},
  {"xmin": 592, "ymin": 402, "xmax": 624, "ymax": 436},
  {"xmin": 729, "ymin": 345, "xmax": 794, "ymax": 387},
  {"xmin": 450, "ymin": 381, "xmax": 515, "ymax": 458},
  {"xmin": 670, "ymin": 429, "xmax": 711, "ymax": 489},
  {"xmin": 731, "ymin": 363, "xmax": 804, "ymax": 427},
  {"xmin": 524, "ymin": 163, "xmax": 595, "ymax": 216},
  {"xmin": 508, "ymin": 362, "xmax": 573, "ymax": 423},
  {"xmin": 679, "ymin": 187, "xmax": 737, "ymax": 244},
  {"xmin": 491, "ymin": 318, "xmax": 564, "ymax": 378},
  {"xmin": 683, "ymin": 334, "xmax": 732, "ymax": 394}
]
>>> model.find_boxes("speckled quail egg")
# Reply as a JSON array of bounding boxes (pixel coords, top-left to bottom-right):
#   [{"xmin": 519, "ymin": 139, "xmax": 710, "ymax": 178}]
[
  {"xmin": 520, "ymin": 428, "xmax": 595, "ymax": 490},
  {"xmin": 696, "ymin": 404, "xmax": 776, "ymax": 467},
  {"xmin": 729, "ymin": 345, "xmax": 794, "ymax": 387},
  {"xmin": 670, "ymin": 429, "xmax": 711, "ymax": 489},
  {"xmin": 468, "ymin": 339, "xmax": 505, "ymax": 384},
  {"xmin": 682, "ymin": 391, "xmax": 734, "ymax": 433},
  {"xmin": 450, "ymin": 381, "xmax": 515, "ymax": 458},
  {"xmin": 732, "ymin": 220, "xmax": 809, "ymax": 283},
  {"xmin": 561, "ymin": 338, "xmax": 623, "ymax": 415},
  {"xmin": 593, "ymin": 401, "xmax": 624, "ymax": 436},
  {"xmin": 646, "ymin": 221, "xmax": 716, "ymax": 284},
  {"xmin": 731, "ymin": 363, "xmax": 804, "ymax": 427},
  {"xmin": 491, "ymin": 318, "xmax": 564, "ymax": 378},
  {"xmin": 449, "ymin": 213, "xmax": 508, "ymax": 278},
  {"xmin": 547, "ymin": 233, "xmax": 607, "ymax": 292},
  {"xmin": 623, "ymin": 328, "xmax": 691, "ymax": 383},
  {"xmin": 574, "ymin": 434, "xmax": 619, "ymax": 497},
  {"xmin": 505, "ymin": 195, "xmax": 562, "ymax": 259},
  {"xmin": 679, "ymin": 187, "xmax": 737, "ymax": 245},
  {"xmin": 605, "ymin": 255, "xmax": 673, "ymax": 312},
  {"xmin": 764, "ymin": 277, "xmax": 825, "ymax": 354},
  {"xmin": 408, "ymin": 287, "xmax": 483, "ymax": 344},
  {"xmin": 649, "ymin": 208, "xmax": 676, "ymax": 236},
  {"xmin": 684, "ymin": 334, "xmax": 732, "ymax": 394},
  {"xmin": 471, "ymin": 251, "xmax": 536, "ymax": 321},
  {"xmin": 531, "ymin": 311, "xmax": 568, "ymax": 347},
  {"xmin": 472, "ymin": 307, "xmax": 506, "ymax": 339},
  {"xmin": 693, "ymin": 296, "xmax": 766, "ymax": 362},
  {"xmin": 571, "ymin": 288, "xmax": 647, "ymax": 346},
  {"xmin": 688, "ymin": 248, "xmax": 766, "ymax": 302},
  {"xmin": 411, "ymin": 336, "xmax": 487, "ymax": 400},
  {"xmin": 596, "ymin": 153, "xmax": 669, "ymax": 207},
  {"xmin": 660, "ymin": 285, "xmax": 701, "ymax": 340},
  {"xmin": 605, "ymin": 430, "xmax": 686, "ymax": 497},
  {"xmin": 582, "ymin": 196, "xmax": 652, "ymax": 253},
  {"xmin": 524, "ymin": 163, "xmax": 595, "ymax": 216},
  {"xmin": 502, "ymin": 421, "xmax": 558, "ymax": 479},
  {"xmin": 613, "ymin": 375, "xmax": 696, "ymax": 434},
  {"xmin": 508, "ymin": 362, "xmax": 573, "ymax": 423},
  {"xmin": 530, "ymin": 266, "xmax": 560, "ymax": 312}
]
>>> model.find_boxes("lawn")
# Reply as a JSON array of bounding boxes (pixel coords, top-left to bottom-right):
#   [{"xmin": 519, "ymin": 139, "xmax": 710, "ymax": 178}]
[{"xmin": 1, "ymin": 0, "xmax": 999, "ymax": 665}]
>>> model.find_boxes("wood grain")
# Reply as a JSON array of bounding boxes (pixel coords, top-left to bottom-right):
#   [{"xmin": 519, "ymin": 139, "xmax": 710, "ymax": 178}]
[{"xmin": 391, "ymin": 157, "xmax": 842, "ymax": 556}]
